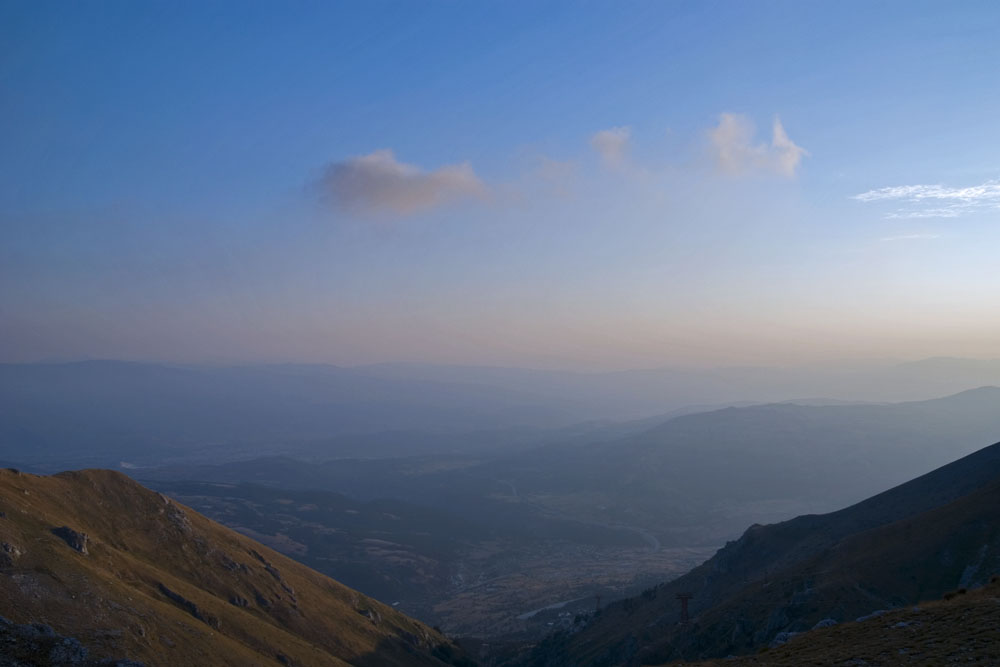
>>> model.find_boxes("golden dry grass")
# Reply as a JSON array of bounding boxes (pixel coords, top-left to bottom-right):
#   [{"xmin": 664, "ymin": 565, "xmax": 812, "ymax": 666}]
[{"xmin": 0, "ymin": 468, "xmax": 460, "ymax": 666}]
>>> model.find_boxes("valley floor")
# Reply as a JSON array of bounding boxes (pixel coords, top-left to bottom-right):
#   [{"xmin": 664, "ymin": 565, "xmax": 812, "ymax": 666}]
[
  {"xmin": 432, "ymin": 542, "xmax": 715, "ymax": 637},
  {"xmin": 158, "ymin": 482, "xmax": 715, "ymax": 640}
]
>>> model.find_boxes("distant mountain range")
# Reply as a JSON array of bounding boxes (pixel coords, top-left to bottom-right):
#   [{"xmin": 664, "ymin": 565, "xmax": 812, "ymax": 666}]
[
  {"xmin": 5, "ymin": 358, "xmax": 1000, "ymax": 469},
  {"xmin": 485, "ymin": 386, "xmax": 1000, "ymax": 543},
  {"xmin": 154, "ymin": 387, "xmax": 1000, "ymax": 546},
  {"xmin": 0, "ymin": 468, "xmax": 472, "ymax": 666},
  {"xmin": 529, "ymin": 440, "xmax": 1000, "ymax": 665}
]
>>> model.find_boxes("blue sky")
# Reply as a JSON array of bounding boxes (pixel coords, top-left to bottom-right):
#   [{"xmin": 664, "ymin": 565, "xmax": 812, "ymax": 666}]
[{"xmin": 2, "ymin": 1, "xmax": 1000, "ymax": 368}]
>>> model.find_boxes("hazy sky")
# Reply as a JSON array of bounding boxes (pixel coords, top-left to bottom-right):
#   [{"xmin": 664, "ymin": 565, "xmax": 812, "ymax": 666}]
[{"xmin": 3, "ymin": 1, "xmax": 1000, "ymax": 369}]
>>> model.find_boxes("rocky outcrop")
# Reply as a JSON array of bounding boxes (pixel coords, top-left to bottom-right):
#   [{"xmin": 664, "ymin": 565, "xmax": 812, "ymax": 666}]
[
  {"xmin": 250, "ymin": 549, "xmax": 297, "ymax": 603},
  {"xmin": 0, "ymin": 542, "xmax": 23, "ymax": 567},
  {"xmin": 51, "ymin": 526, "xmax": 89, "ymax": 555},
  {"xmin": 228, "ymin": 595, "xmax": 250, "ymax": 608},
  {"xmin": 156, "ymin": 583, "xmax": 220, "ymax": 630},
  {"xmin": 0, "ymin": 616, "xmax": 144, "ymax": 666}
]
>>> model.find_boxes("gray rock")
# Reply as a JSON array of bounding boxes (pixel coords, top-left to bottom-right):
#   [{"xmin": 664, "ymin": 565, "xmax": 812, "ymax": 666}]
[
  {"xmin": 48, "ymin": 636, "xmax": 88, "ymax": 662},
  {"xmin": 157, "ymin": 582, "xmax": 220, "ymax": 629},
  {"xmin": 52, "ymin": 526, "xmax": 90, "ymax": 555},
  {"xmin": 32, "ymin": 623, "xmax": 56, "ymax": 637},
  {"xmin": 769, "ymin": 631, "xmax": 800, "ymax": 647},
  {"xmin": 0, "ymin": 617, "xmax": 144, "ymax": 666},
  {"xmin": 855, "ymin": 609, "xmax": 887, "ymax": 622},
  {"xmin": 0, "ymin": 541, "xmax": 23, "ymax": 566}
]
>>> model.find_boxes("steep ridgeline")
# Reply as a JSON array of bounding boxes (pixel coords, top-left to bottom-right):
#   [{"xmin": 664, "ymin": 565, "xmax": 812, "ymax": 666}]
[
  {"xmin": 0, "ymin": 468, "xmax": 472, "ymax": 667},
  {"xmin": 529, "ymin": 441, "xmax": 1000, "ymax": 666}
]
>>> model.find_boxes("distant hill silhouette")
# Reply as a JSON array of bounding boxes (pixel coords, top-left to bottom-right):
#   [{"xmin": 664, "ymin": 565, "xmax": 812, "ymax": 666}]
[
  {"xmin": 481, "ymin": 386, "xmax": 1000, "ymax": 545},
  {"xmin": 6, "ymin": 358, "xmax": 1000, "ymax": 470}
]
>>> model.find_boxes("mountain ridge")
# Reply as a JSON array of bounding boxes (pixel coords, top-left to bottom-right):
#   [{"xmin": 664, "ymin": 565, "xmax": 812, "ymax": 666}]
[{"xmin": 0, "ymin": 467, "xmax": 471, "ymax": 666}]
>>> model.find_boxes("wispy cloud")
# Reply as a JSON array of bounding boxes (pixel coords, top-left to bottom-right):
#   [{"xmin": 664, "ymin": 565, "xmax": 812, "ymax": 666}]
[
  {"xmin": 708, "ymin": 114, "xmax": 807, "ymax": 178},
  {"xmin": 589, "ymin": 126, "xmax": 632, "ymax": 167},
  {"xmin": 530, "ymin": 156, "xmax": 577, "ymax": 196},
  {"xmin": 853, "ymin": 179, "xmax": 1000, "ymax": 219},
  {"xmin": 880, "ymin": 233, "xmax": 941, "ymax": 242},
  {"xmin": 318, "ymin": 149, "xmax": 487, "ymax": 217}
]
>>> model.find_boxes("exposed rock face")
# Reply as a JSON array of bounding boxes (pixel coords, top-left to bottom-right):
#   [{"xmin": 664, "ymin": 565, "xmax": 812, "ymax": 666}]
[
  {"xmin": 250, "ymin": 549, "xmax": 297, "ymax": 603},
  {"xmin": 855, "ymin": 609, "xmax": 887, "ymax": 623},
  {"xmin": 156, "ymin": 583, "xmax": 220, "ymax": 630},
  {"xmin": 51, "ymin": 526, "xmax": 89, "ymax": 555},
  {"xmin": 358, "ymin": 607, "xmax": 382, "ymax": 625},
  {"xmin": 0, "ymin": 615, "xmax": 145, "ymax": 666},
  {"xmin": 156, "ymin": 493, "xmax": 193, "ymax": 535},
  {"xmin": 219, "ymin": 554, "xmax": 249, "ymax": 574},
  {"xmin": 769, "ymin": 631, "xmax": 800, "ymax": 648},
  {"xmin": 0, "ymin": 542, "xmax": 23, "ymax": 567}
]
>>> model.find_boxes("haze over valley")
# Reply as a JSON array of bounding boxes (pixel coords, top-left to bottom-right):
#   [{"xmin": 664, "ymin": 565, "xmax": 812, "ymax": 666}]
[{"xmin": 4, "ymin": 359, "xmax": 1000, "ymax": 644}]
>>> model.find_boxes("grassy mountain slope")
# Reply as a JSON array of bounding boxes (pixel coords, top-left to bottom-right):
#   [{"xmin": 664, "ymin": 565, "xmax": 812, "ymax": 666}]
[
  {"xmin": 682, "ymin": 576, "xmax": 1000, "ymax": 666},
  {"xmin": 529, "ymin": 441, "xmax": 1000, "ymax": 666},
  {"xmin": 0, "ymin": 468, "xmax": 469, "ymax": 666}
]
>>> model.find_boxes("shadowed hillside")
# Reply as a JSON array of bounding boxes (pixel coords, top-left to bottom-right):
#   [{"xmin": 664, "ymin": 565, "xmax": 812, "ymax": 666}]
[
  {"xmin": 0, "ymin": 468, "xmax": 472, "ymax": 666},
  {"xmin": 528, "ymin": 441, "xmax": 1000, "ymax": 666},
  {"xmin": 680, "ymin": 575, "xmax": 1000, "ymax": 666}
]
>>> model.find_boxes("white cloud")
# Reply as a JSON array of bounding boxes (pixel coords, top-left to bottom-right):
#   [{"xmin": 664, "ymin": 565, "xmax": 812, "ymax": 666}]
[
  {"xmin": 322, "ymin": 115, "xmax": 805, "ymax": 218},
  {"xmin": 770, "ymin": 119, "xmax": 808, "ymax": 178},
  {"xmin": 852, "ymin": 179, "xmax": 1000, "ymax": 218},
  {"xmin": 708, "ymin": 114, "xmax": 807, "ymax": 178},
  {"xmin": 589, "ymin": 126, "xmax": 631, "ymax": 167},
  {"xmin": 318, "ymin": 149, "xmax": 487, "ymax": 217},
  {"xmin": 885, "ymin": 208, "xmax": 964, "ymax": 220}
]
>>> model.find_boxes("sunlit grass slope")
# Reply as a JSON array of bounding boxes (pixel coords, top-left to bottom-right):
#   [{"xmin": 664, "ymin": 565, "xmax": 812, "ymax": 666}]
[{"xmin": 0, "ymin": 468, "xmax": 469, "ymax": 666}]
